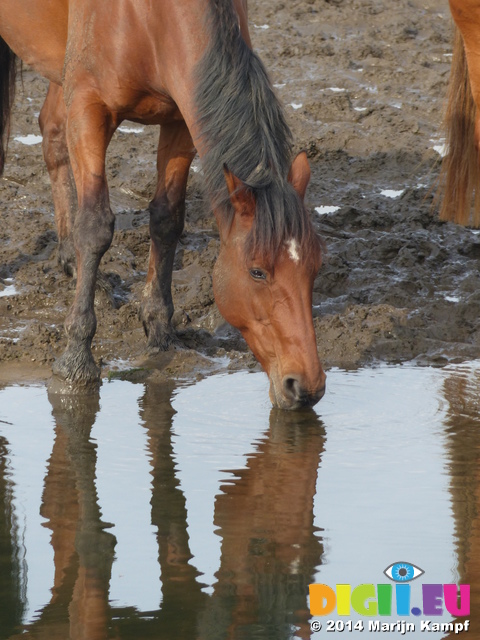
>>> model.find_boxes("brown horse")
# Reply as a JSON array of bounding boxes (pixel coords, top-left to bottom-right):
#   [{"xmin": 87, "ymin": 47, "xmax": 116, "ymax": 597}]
[
  {"xmin": 0, "ymin": 0, "xmax": 326, "ymax": 409},
  {"xmin": 440, "ymin": 1, "xmax": 480, "ymax": 227}
]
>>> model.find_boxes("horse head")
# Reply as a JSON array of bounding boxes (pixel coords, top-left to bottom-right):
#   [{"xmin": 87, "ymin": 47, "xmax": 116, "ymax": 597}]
[{"xmin": 213, "ymin": 152, "xmax": 326, "ymax": 410}]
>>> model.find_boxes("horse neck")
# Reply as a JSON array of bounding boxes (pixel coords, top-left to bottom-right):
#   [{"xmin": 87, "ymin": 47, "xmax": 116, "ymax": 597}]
[
  {"xmin": 185, "ymin": 4, "xmax": 292, "ymax": 221},
  {"xmin": 167, "ymin": 0, "xmax": 252, "ymax": 152}
]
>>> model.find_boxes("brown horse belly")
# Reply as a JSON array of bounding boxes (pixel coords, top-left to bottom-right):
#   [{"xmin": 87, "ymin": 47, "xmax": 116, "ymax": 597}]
[
  {"xmin": 0, "ymin": 0, "xmax": 68, "ymax": 84},
  {"xmin": 120, "ymin": 95, "xmax": 184, "ymax": 127}
]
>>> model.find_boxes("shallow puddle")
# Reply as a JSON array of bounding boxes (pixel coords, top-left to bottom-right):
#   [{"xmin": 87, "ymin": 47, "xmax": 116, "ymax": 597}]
[{"xmin": 0, "ymin": 363, "xmax": 479, "ymax": 639}]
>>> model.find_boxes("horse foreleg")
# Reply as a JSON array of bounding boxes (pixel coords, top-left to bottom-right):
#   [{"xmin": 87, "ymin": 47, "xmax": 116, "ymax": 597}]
[
  {"xmin": 52, "ymin": 94, "xmax": 115, "ymax": 384},
  {"xmin": 39, "ymin": 83, "xmax": 77, "ymax": 276},
  {"xmin": 140, "ymin": 121, "xmax": 195, "ymax": 351}
]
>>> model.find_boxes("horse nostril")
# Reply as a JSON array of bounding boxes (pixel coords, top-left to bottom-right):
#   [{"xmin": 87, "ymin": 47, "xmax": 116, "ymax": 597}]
[
  {"xmin": 282, "ymin": 374, "xmax": 326, "ymax": 408},
  {"xmin": 283, "ymin": 375, "xmax": 302, "ymax": 401}
]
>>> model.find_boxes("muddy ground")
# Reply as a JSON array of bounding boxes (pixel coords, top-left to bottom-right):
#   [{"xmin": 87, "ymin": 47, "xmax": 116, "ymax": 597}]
[{"xmin": 0, "ymin": 0, "xmax": 477, "ymax": 385}]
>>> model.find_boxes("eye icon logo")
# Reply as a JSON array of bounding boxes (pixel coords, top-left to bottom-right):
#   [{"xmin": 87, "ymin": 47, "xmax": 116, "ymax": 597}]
[{"xmin": 384, "ymin": 561, "xmax": 424, "ymax": 583}]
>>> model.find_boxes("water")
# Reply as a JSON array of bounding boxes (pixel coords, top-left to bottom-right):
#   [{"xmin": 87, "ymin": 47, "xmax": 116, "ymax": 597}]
[{"xmin": 0, "ymin": 363, "xmax": 478, "ymax": 639}]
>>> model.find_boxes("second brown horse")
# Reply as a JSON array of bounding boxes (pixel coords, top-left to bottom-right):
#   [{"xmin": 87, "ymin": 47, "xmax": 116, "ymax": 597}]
[{"xmin": 0, "ymin": 0, "xmax": 326, "ymax": 409}]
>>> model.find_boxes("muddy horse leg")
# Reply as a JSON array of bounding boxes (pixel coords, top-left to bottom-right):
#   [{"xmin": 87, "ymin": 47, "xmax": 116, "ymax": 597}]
[
  {"xmin": 52, "ymin": 93, "xmax": 115, "ymax": 384},
  {"xmin": 39, "ymin": 83, "xmax": 77, "ymax": 276},
  {"xmin": 140, "ymin": 121, "xmax": 195, "ymax": 350}
]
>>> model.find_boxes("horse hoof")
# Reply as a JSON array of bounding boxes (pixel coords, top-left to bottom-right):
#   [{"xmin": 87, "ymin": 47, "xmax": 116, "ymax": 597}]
[
  {"xmin": 47, "ymin": 374, "xmax": 101, "ymax": 397},
  {"xmin": 142, "ymin": 317, "xmax": 183, "ymax": 352},
  {"xmin": 146, "ymin": 330, "xmax": 183, "ymax": 353},
  {"xmin": 52, "ymin": 349, "xmax": 101, "ymax": 386}
]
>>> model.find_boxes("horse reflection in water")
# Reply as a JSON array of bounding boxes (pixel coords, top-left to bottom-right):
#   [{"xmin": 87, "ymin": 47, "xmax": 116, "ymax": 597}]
[
  {"xmin": 3, "ymin": 382, "xmax": 324, "ymax": 639},
  {"xmin": 198, "ymin": 410, "xmax": 324, "ymax": 640},
  {"xmin": 442, "ymin": 370, "xmax": 480, "ymax": 638},
  {"xmin": 7, "ymin": 391, "xmax": 116, "ymax": 640},
  {"xmin": 0, "ymin": 435, "xmax": 25, "ymax": 631}
]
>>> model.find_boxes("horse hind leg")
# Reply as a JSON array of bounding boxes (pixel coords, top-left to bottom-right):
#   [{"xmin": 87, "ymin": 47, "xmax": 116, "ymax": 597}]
[
  {"xmin": 140, "ymin": 121, "xmax": 195, "ymax": 351},
  {"xmin": 0, "ymin": 37, "xmax": 16, "ymax": 175},
  {"xmin": 39, "ymin": 83, "xmax": 77, "ymax": 276}
]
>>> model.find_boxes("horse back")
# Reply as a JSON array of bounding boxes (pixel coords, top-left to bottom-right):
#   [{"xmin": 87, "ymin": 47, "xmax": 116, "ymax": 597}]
[{"xmin": 0, "ymin": 0, "xmax": 252, "ymax": 132}]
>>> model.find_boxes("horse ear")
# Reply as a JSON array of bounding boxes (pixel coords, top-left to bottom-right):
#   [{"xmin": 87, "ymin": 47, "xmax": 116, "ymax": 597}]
[
  {"xmin": 288, "ymin": 151, "xmax": 310, "ymax": 201},
  {"xmin": 223, "ymin": 164, "xmax": 255, "ymax": 220}
]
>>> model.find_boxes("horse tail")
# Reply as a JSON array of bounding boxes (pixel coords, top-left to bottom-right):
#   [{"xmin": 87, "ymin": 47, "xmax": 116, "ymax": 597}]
[
  {"xmin": 439, "ymin": 25, "xmax": 480, "ymax": 226},
  {"xmin": 0, "ymin": 37, "xmax": 17, "ymax": 176}
]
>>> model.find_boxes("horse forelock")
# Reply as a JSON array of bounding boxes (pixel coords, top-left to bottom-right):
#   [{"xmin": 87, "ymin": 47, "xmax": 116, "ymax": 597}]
[
  {"xmin": 194, "ymin": 0, "xmax": 321, "ymax": 266},
  {"xmin": 244, "ymin": 179, "xmax": 322, "ymax": 268}
]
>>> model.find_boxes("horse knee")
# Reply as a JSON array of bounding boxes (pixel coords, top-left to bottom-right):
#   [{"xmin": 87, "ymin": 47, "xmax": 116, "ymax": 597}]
[
  {"xmin": 40, "ymin": 114, "xmax": 69, "ymax": 173},
  {"xmin": 149, "ymin": 197, "xmax": 185, "ymax": 245},
  {"xmin": 74, "ymin": 205, "xmax": 115, "ymax": 259},
  {"xmin": 39, "ymin": 88, "xmax": 68, "ymax": 158},
  {"xmin": 39, "ymin": 105, "xmax": 62, "ymax": 137}
]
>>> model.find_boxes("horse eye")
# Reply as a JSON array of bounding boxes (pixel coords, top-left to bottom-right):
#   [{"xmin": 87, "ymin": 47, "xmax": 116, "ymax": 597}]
[{"xmin": 249, "ymin": 268, "xmax": 267, "ymax": 281}]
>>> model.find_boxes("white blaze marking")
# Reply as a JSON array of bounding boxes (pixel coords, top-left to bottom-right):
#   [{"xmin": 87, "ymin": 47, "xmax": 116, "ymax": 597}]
[{"xmin": 287, "ymin": 239, "xmax": 301, "ymax": 264}]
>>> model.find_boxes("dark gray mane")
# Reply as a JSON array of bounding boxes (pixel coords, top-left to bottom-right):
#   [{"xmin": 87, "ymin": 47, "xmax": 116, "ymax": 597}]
[{"xmin": 194, "ymin": 0, "xmax": 319, "ymax": 261}]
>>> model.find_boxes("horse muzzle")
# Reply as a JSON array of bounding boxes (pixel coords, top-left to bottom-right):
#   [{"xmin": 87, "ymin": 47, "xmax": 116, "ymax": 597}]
[{"xmin": 270, "ymin": 372, "xmax": 326, "ymax": 410}]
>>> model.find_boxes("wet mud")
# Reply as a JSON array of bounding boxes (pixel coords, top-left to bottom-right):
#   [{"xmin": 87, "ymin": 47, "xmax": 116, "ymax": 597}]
[{"xmin": 0, "ymin": 0, "xmax": 475, "ymax": 382}]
